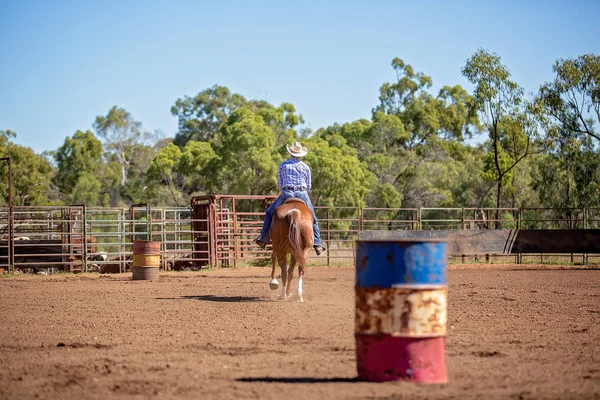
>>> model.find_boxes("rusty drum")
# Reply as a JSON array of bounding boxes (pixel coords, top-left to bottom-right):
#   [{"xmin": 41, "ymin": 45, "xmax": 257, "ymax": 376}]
[
  {"xmin": 132, "ymin": 240, "xmax": 160, "ymax": 281},
  {"xmin": 355, "ymin": 239, "xmax": 448, "ymax": 383}
]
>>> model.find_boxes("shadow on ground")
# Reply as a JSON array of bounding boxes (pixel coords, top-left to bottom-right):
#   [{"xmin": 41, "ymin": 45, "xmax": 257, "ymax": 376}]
[
  {"xmin": 237, "ymin": 377, "xmax": 359, "ymax": 383},
  {"xmin": 155, "ymin": 295, "xmax": 267, "ymax": 302}
]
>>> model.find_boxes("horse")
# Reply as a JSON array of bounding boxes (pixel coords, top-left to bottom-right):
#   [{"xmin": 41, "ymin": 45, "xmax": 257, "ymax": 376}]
[{"xmin": 268, "ymin": 198, "xmax": 314, "ymax": 302}]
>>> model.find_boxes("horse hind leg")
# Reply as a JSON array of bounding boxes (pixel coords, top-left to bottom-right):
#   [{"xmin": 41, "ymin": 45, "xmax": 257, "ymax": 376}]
[
  {"xmin": 277, "ymin": 254, "xmax": 288, "ymax": 301},
  {"xmin": 287, "ymin": 256, "xmax": 297, "ymax": 301},
  {"xmin": 295, "ymin": 247, "xmax": 310, "ymax": 302},
  {"xmin": 297, "ymin": 265, "xmax": 304, "ymax": 303},
  {"xmin": 270, "ymin": 252, "xmax": 279, "ymax": 290}
]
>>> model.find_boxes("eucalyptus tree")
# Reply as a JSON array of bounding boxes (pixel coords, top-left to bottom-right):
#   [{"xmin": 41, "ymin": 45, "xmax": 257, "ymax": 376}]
[
  {"xmin": 530, "ymin": 54, "xmax": 600, "ymax": 220},
  {"xmin": 93, "ymin": 106, "xmax": 145, "ymax": 189},
  {"xmin": 215, "ymin": 108, "xmax": 279, "ymax": 196},
  {"xmin": 0, "ymin": 130, "xmax": 58, "ymax": 206},
  {"xmin": 462, "ymin": 49, "xmax": 546, "ymax": 221},
  {"xmin": 360, "ymin": 58, "xmax": 479, "ymax": 208},
  {"xmin": 303, "ymin": 134, "xmax": 374, "ymax": 210},
  {"xmin": 303, "ymin": 134, "xmax": 375, "ymax": 229},
  {"xmin": 533, "ymin": 131, "xmax": 600, "ymax": 212},
  {"xmin": 171, "ymin": 85, "xmax": 246, "ymax": 146},
  {"xmin": 146, "ymin": 142, "xmax": 186, "ymax": 206},
  {"xmin": 538, "ymin": 54, "xmax": 600, "ymax": 143},
  {"xmin": 146, "ymin": 140, "xmax": 218, "ymax": 206},
  {"xmin": 53, "ymin": 130, "xmax": 107, "ymax": 205},
  {"xmin": 171, "ymin": 85, "xmax": 305, "ymax": 149}
]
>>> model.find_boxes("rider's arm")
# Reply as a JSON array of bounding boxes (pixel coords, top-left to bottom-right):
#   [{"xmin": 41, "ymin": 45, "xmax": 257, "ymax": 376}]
[{"xmin": 277, "ymin": 163, "xmax": 284, "ymax": 191}]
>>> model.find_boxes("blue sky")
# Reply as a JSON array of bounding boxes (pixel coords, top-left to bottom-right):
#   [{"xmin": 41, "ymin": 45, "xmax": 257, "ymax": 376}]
[{"xmin": 1, "ymin": 0, "xmax": 599, "ymax": 154}]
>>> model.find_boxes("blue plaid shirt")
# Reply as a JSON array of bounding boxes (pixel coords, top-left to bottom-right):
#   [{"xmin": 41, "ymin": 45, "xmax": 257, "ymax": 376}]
[{"xmin": 278, "ymin": 158, "xmax": 312, "ymax": 192}]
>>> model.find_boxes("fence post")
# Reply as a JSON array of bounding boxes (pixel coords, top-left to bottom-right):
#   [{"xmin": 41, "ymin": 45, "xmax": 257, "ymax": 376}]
[
  {"xmin": 232, "ymin": 198, "xmax": 237, "ymax": 268},
  {"xmin": 82, "ymin": 205, "xmax": 88, "ymax": 273},
  {"xmin": 327, "ymin": 208, "xmax": 331, "ymax": 267},
  {"xmin": 583, "ymin": 207, "xmax": 588, "ymax": 265},
  {"xmin": 161, "ymin": 209, "xmax": 167, "ymax": 270},
  {"xmin": 0, "ymin": 157, "xmax": 14, "ymax": 273},
  {"xmin": 358, "ymin": 207, "xmax": 364, "ymax": 232},
  {"xmin": 8, "ymin": 205, "xmax": 13, "ymax": 273}
]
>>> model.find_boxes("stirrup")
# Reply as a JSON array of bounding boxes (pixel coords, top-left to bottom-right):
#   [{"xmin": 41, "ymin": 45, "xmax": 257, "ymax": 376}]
[
  {"xmin": 314, "ymin": 245, "xmax": 325, "ymax": 256},
  {"xmin": 254, "ymin": 238, "xmax": 267, "ymax": 250}
]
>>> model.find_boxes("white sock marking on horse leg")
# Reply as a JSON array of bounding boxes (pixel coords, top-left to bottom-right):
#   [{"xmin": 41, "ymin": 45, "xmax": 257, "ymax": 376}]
[
  {"xmin": 297, "ymin": 276, "xmax": 303, "ymax": 302},
  {"xmin": 279, "ymin": 283, "xmax": 287, "ymax": 300}
]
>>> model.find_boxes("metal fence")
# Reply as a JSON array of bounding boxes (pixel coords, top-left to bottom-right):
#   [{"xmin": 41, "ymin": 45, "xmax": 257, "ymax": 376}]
[
  {"xmin": 0, "ymin": 205, "xmax": 207, "ymax": 274},
  {"xmin": 1, "ymin": 198, "xmax": 599, "ymax": 273}
]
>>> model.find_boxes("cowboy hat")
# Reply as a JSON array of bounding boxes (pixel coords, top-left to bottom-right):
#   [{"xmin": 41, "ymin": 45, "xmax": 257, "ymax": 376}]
[{"xmin": 286, "ymin": 141, "xmax": 308, "ymax": 158}]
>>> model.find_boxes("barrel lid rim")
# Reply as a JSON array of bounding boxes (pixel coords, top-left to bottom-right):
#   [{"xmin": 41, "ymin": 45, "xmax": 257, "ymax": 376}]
[{"xmin": 356, "ymin": 284, "xmax": 448, "ymax": 289}]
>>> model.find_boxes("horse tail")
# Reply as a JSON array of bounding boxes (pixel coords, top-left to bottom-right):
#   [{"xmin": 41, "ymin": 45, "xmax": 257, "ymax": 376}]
[{"xmin": 287, "ymin": 209, "xmax": 306, "ymax": 268}]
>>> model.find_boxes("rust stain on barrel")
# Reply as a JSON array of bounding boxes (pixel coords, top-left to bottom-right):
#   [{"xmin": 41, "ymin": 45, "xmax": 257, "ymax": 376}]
[
  {"xmin": 355, "ymin": 288, "xmax": 447, "ymax": 337},
  {"xmin": 132, "ymin": 240, "xmax": 161, "ymax": 281},
  {"xmin": 359, "ymin": 255, "xmax": 368, "ymax": 268}
]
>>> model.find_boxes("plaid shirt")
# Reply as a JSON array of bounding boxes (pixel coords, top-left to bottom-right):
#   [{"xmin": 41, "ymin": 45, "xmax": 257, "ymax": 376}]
[{"xmin": 278, "ymin": 158, "xmax": 312, "ymax": 192}]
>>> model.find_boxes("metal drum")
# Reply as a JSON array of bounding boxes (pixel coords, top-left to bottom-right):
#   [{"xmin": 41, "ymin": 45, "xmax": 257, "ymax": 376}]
[
  {"xmin": 132, "ymin": 240, "xmax": 161, "ymax": 281},
  {"xmin": 355, "ymin": 239, "xmax": 448, "ymax": 383}
]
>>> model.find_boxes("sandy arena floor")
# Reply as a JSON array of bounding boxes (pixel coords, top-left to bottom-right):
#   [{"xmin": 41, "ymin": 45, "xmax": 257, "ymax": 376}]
[{"xmin": 0, "ymin": 264, "xmax": 599, "ymax": 400}]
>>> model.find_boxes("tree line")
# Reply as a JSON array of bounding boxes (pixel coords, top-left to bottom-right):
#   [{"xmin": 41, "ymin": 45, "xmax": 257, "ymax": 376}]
[{"xmin": 1, "ymin": 49, "xmax": 599, "ymax": 222}]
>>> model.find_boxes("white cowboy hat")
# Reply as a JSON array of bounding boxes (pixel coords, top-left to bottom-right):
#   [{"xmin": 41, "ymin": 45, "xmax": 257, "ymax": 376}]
[{"xmin": 286, "ymin": 141, "xmax": 308, "ymax": 158}]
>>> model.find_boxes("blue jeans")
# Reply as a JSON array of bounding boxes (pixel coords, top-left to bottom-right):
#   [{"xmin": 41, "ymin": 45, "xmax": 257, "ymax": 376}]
[{"xmin": 258, "ymin": 189, "xmax": 323, "ymax": 247}]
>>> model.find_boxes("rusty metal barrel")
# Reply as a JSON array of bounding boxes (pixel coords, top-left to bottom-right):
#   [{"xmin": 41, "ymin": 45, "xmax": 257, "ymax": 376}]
[
  {"xmin": 132, "ymin": 240, "xmax": 160, "ymax": 281},
  {"xmin": 355, "ymin": 239, "xmax": 448, "ymax": 383}
]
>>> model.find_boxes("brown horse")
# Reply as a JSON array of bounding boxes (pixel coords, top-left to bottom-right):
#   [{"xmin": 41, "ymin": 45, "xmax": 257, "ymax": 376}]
[{"xmin": 269, "ymin": 199, "xmax": 314, "ymax": 302}]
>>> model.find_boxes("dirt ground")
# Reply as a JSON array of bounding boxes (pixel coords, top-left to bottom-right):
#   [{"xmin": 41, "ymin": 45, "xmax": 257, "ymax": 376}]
[{"xmin": 0, "ymin": 264, "xmax": 599, "ymax": 400}]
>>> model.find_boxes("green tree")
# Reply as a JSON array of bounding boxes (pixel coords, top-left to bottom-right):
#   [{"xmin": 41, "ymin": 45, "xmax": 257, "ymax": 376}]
[
  {"xmin": 533, "ymin": 133, "xmax": 600, "ymax": 213},
  {"xmin": 172, "ymin": 85, "xmax": 306, "ymax": 152},
  {"xmin": 93, "ymin": 106, "xmax": 144, "ymax": 189},
  {"xmin": 147, "ymin": 142, "xmax": 186, "ymax": 206},
  {"xmin": 362, "ymin": 58, "xmax": 479, "ymax": 209},
  {"xmin": 146, "ymin": 140, "xmax": 218, "ymax": 206},
  {"xmin": 374, "ymin": 58, "xmax": 476, "ymax": 148},
  {"xmin": 215, "ymin": 108, "xmax": 279, "ymax": 195},
  {"xmin": 254, "ymin": 101, "xmax": 305, "ymax": 147},
  {"xmin": 121, "ymin": 143, "xmax": 161, "ymax": 205},
  {"xmin": 304, "ymin": 135, "xmax": 374, "ymax": 210},
  {"xmin": 171, "ymin": 85, "xmax": 246, "ymax": 146},
  {"xmin": 178, "ymin": 140, "xmax": 218, "ymax": 194},
  {"xmin": 538, "ymin": 54, "xmax": 600, "ymax": 143},
  {"xmin": 462, "ymin": 49, "xmax": 544, "ymax": 221},
  {"xmin": 53, "ymin": 130, "xmax": 106, "ymax": 205},
  {"xmin": 0, "ymin": 130, "xmax": 58, "ymax": 206}
]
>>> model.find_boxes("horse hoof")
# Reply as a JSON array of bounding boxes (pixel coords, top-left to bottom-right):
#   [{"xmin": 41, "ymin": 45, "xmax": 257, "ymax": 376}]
[
  {"xmin": 269, "ymin": 279, "xmax": 279, "ymax": 290},
  {"xmin": 298, "ymin": 296, "xmax": 304, "ymax": 303}
]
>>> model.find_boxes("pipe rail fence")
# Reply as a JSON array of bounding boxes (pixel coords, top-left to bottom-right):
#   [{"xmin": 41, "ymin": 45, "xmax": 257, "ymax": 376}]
[{"xmin": 0, "ymin": 195, "xmax": 599, "ymax": 273}]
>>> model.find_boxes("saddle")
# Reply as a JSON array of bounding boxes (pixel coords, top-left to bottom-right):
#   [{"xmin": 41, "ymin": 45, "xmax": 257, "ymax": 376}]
[{"xmin": 282, "ymin": 198, "xmax": 307, "ymax": 206}]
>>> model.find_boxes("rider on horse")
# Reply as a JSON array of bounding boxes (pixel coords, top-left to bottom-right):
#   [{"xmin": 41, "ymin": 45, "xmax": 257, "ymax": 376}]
[{"xmin": 254, "ymin": 141, "xmax": 327, "ymax": 256}]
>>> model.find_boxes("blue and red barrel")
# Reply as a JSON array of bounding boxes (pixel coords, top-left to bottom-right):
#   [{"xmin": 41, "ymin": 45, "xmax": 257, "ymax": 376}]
[{"xmin": 355, "ymin": 239, "xmax": 448, "ymax": 383}]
